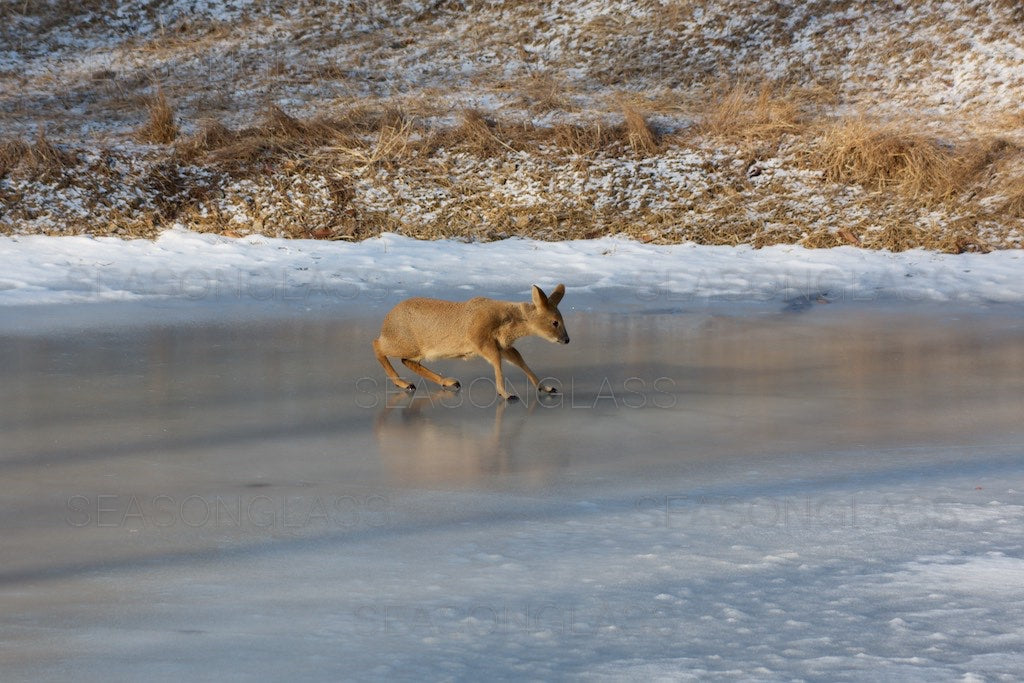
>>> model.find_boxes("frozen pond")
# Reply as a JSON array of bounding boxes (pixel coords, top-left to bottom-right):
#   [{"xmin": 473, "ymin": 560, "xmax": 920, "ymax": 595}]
[{"xmin": 2, "ymin": 301, "xmax": 1024, "ymax": 679}]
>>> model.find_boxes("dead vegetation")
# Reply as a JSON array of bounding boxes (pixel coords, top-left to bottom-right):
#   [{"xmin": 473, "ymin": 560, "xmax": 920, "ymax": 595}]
[
  {"xmin": 136, "ymin": 89, "xmax": 179, "ymax": 144},
  {"xmin": 1000, "ymin": 176, "xmax": 1024, "ymax": 217},
  {"xmin": 0, "ymin": 129, "xmax": 77, "ymax": 181},
  {"xmin": 3, "ymin": 1, "xmax": 1024, "ymax": 251},
  {"xmin": 700, "ymin": 83, "xmax": 806, "ymax": 144},
  {"xmin": 622, "ymin": 106, "xmax": 660, "ymax": 155},
  {"xmin": 175, "ymin": 103, "xmax": 663, "ymax": 171},
  {"xmin": 4, "ymin": 95, "xmax": 1024, "ymax": 250},
  {"xmin": 0, "ymin": 140, "xmax": 29, "ymax": 179},
  {"xmin": 175, "ymin": 105, "xmax": 410, "ymax": 170},
  {"xmin": 812, "ymin": 118, "xmax": 967, "ymax": 201}
]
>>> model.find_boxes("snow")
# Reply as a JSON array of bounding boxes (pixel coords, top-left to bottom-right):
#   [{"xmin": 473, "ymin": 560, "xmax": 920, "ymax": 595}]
[{"xmin": 2, "ymin": 228, "xmax": 1023, "ymax": 313}]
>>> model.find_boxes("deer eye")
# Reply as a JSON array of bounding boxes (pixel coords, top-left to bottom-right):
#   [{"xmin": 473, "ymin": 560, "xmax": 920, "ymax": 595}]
[{"xmin": 552, "ymin": 320, "xmax": 559, "ymax": 328}]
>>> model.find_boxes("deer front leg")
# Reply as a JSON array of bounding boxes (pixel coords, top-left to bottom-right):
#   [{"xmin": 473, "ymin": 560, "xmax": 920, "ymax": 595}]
[
  {"xmin": 501, "ymin": 347, "xmax": 558, "ymax": 394},
  {"xmin": 479, "ymin": 343, "xmax": 517, "ymax": 400}
]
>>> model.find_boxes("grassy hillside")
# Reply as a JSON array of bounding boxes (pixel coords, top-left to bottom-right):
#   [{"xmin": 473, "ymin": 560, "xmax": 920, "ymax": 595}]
[{"xmin": 2, "ymin": 0, "xmax": 1023, "ymax": 250}]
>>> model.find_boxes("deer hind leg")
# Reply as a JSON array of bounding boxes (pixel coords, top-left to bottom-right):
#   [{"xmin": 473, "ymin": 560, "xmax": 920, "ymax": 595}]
[
  {"xmin": 373, "ymin": 338, "xmax": 415, "ymax": 392},
  {"xmin": 401, "ymin": 359, "xmax": 461, "ymax": 390},
  {"xmin": 501, "ymin": 347, "xmax": 558, "ymax": 394}
]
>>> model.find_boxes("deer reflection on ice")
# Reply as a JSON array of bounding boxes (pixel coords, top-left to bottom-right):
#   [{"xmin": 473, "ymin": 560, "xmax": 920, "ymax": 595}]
[{"xmin": 374, "ymin": 389, "xmax": 566, "ymax": 489}]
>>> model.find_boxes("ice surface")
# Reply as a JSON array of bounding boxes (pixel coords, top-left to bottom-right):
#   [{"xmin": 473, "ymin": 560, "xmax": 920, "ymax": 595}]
[{"xmin": 2, "ymin": 302, "xmax": 1023, "ymax": 680}]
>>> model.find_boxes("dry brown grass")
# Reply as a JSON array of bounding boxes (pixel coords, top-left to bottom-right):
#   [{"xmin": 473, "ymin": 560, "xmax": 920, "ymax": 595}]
[
  {"xmin": 178, "ymin": 106, "xmax": 342, "ymax": 169},
  {"xmin": 7, "ymin": 1, "xmax": 1024, "ymax": 251},
  {"xmin": 174, "ymin": 103, "xmax": 652, "ymax": 178},
  {"xmin": 136, "ymin": 89, "xmax": 179, "ymax": 144},
  {"xmin": 551, "ymin": 120, "xmax": 616, "ymax": 156},
  {"xmin": 0, "ymin": 139, "xmax": 28, "ymax": 178},
  {"xmin": 449, "ymin": 109, "xmax": 515, "ymax": 156},
  {"xmin": 321, "ymin": 118, "xmax": 416, "ymax": 171},
  {"xmin": 0, "ymin": 128, "xmax": 76, "ymax": 180},
  {"xmin": 969, "ymin": 138, "xmax": 1024, "ymax": 217},
  {"xmin": 812, "ymin": 117, "xmax": 970, "ymax": 201},
  {"xmin": 1, "ymin": 0, "xmax": 111, "ymax": 34},
  {"xmin": 513, "ymin": 71, "xmax": 575, "ymax": 113},
  {"xmin": 800, "ymin": 227, "xmax": 848, "ymax": 249},
  {"xmin": 8, "ymin": 101, "xmax": 1019, "ymax": 251},
  {"xmin": 415, "ymin": 106, "xmax": 663, "ymax": 159},
  {"xmin": 622, "ymin": 106, "xmax": 659, "ymax": 155},
  {"xmin": 179, "ymin": 118, "xmax": 234, "ymax": 155},
  {"xmin": 700, "ymin": 83, "xmax": 806, "ymax": 143},
  {"xmin": 544, "ymin": 107, "xmax": 660, "ymax": 157},
  {"xmin": 176, "ymin": 104, "xmax": 417, "ymax": 171},
  {"xmin": 999, "ymin": 176, "xmax": 1024, "ymax": 216},
  {"xmin": 992, "ymin": 0, "xmax": 1024, "ymax": 22}
]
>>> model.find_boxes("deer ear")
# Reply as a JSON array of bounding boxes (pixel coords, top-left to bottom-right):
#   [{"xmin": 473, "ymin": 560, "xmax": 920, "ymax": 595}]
[
  {"xmin": 531, "ymin": 285, "xmax": 549, "ymax": 309},
  {"xmin": 547, "ymin": 283, "xmax": 565, "ymax": 306}
]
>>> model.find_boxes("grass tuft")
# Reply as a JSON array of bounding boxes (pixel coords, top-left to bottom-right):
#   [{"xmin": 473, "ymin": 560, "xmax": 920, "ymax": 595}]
[
  {"xmin": 450, "ymin": 109, "xmax": 514, "ymax": 156},
  {"xmin": 136, "ymin": 89, "xmax": 179, "ymax": 144},
  {"xmin": 622, "ymin": 106, "xmax": 659, "ymax": 155},
  {"xmin": 516, "ymin": 71, "xmax": 574, "ymax": 113},
  {"xmin": 175, "ymin": 118, "xmax": 234, "ymax": 161},
  {"xmin": 547, "ymin": 109, "xmax": 658, "ymax": 157},
  {"xmin": 0, "ymin": 139, "xmax": 29, "ymax": 178},
  {"xmin": 1, "ymin": 128, "xmax": 77, "ymax": 181},
  {"xmin": 701, "ymin": 83, "xmax": 805, "ymax": 143},
  {"xmin": 551, "ymin": 121, "xmax": 612, "ymax": 156},
  {"xmin": 321, "ymin": 117, "xmax": 415, "ymax": 170},
  {"xmin": 812, "ymin": 118, "xmax": 967, "ymax": 200},
  {"xmin": 1000, "ymin": 176, "xmax": 1024, "ymax": 216}
]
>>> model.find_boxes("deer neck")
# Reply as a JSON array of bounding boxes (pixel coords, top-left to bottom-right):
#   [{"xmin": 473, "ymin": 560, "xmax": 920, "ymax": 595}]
[{"xmin": 495, "ymin": 302, "xmax": 532, "ymax": 348}]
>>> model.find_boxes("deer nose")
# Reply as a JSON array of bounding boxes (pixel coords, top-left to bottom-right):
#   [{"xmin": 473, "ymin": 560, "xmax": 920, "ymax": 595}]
[{"xmin": 562, "ymin": 336, "xmax": 570, "ymax": 344}]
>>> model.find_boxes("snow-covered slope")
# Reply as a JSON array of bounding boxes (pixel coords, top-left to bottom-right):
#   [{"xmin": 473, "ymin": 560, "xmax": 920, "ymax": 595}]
[{"xmin": 3, "ymin": 1, "xmax": 1024, "ymax": 248}]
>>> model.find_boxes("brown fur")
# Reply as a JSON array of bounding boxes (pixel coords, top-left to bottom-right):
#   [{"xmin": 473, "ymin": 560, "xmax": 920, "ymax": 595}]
[{"xmin": 373, "ymin": 284, "xmax": 569, "ymax": 400}]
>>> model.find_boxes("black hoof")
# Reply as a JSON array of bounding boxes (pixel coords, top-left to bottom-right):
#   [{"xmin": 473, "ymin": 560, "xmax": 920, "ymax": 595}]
[
  {"xmin": 444, "ymin": 380, "xmax": 461, "ymax": 391},
  {"xmin": 404, "ymin": 383, "xmax": 416, "ymax": 393},
  {"xmin": 539, "ymin": 386, "xmax": 559, "ymax": 395},
  {"xmin": 506, "ymin": 394, "xmax": 520, "ymax": 402}
]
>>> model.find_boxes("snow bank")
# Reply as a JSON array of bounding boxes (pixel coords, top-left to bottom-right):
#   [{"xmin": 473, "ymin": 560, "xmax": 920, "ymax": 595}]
[{"xmin": 2, "ymin": 229, "xmax": 1023, "ymax": 310}]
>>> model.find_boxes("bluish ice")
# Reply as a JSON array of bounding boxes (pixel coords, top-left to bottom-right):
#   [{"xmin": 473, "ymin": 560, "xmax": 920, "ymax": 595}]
[{"xmin": 2, "ymin": 298, "xmax": 1023, "ymax": 680}]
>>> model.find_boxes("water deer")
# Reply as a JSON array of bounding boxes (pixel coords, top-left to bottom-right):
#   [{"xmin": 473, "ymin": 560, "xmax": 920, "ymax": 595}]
[{"xmin": 373, "ymin": 284, "xmax": 570, "ymax": 400}]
